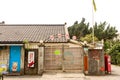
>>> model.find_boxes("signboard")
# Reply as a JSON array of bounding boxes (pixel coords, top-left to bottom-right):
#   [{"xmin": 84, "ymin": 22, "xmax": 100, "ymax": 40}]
[
  {"xmin": 28, "ymin": 51, "xmax": 35, "ymax": 67},
  {"xmin": 91, "ymin": 50, "xmax": 100, "ymax": 60}
]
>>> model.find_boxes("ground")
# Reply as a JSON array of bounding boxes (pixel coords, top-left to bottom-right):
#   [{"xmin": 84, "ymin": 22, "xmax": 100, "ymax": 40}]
[{"xmin": 3, "ymin": 65, "xmax": 120, "ymax": 80}]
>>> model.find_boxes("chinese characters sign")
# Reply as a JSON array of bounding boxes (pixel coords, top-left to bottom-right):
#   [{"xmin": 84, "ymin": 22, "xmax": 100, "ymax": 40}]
[
  {"xmin": 28, "ymin": 51, "xmax": 35, "ymax": 67},
  {"xmin": 89, "ymin": 50, "xmax": 100, "ymax": 60}
]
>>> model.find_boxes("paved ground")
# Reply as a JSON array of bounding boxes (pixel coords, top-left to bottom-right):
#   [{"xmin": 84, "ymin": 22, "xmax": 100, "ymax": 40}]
[
  {"xmin": 2, "ymin": 65, "xmax": 120, "ymax": 80},
  {"xmin": 86, "ymin": 65, "xmax": 120, "ymax": 80}
]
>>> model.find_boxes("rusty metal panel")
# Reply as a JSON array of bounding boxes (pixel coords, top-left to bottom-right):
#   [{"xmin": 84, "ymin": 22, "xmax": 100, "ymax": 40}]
[
  {"xmin": 64, "ymin": 47, "xmax": 83, "ymax": 70},
  {"xmin": 88, "ymin": 49, "xmax": 105, "ymax": 75}
]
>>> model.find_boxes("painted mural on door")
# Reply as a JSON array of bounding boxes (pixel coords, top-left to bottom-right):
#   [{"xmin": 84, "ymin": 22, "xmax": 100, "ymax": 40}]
[
  {"xmin": 24, "ymin": 49, "xmax": 38, "ymax": 75},
  {"xmin": 9, "ymin": 46, "xmax": 21, "ymax": 72}
]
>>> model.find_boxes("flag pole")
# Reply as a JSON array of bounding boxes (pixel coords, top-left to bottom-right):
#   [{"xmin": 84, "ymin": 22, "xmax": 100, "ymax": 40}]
[{"xmin": 92, "ymin": 0, "xmax": 97, "ymax": 45}]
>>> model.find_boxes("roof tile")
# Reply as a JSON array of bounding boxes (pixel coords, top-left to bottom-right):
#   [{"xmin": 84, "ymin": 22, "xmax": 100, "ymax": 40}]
[{"xmin": 0, "ymin": 24, "xmax": 69, "ymax": 43}]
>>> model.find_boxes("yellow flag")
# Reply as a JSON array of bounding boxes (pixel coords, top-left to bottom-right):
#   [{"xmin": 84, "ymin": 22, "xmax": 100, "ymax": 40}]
[{"xmin": 92, "ymin": 0, "xmax": 97, "ymax": 11}]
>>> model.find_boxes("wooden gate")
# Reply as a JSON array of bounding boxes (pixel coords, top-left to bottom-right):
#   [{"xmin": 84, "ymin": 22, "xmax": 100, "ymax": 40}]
[
  {"xmin": 44, "ymin": 47, "xmax": 62, "ymax": 70},
  {"xmin": 64, "ymin": 47, "xmax": 83, "ymax": 70},
  {"xmin": 44, "ymin": 46, "xmax": 83, "ymax": 71}
]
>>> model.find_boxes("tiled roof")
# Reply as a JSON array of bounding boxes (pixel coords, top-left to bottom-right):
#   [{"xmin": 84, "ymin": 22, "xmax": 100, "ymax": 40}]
[{"xmin": 0, "ymin": 24, "xmax": 69, "ymax": 43}]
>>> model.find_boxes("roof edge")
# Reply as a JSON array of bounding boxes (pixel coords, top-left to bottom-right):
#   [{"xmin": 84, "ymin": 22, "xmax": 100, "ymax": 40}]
[{"xmin": 0, "ymin": 24, "xmax": 65, "ymax": 26}]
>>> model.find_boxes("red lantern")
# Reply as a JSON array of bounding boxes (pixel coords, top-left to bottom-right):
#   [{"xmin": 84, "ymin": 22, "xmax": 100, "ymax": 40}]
[
  {"xmin": 72, "ymin": 36, "xmax": 76, "ymax": 40},
  {"xmin": 65, "ymin": 34, "xmax": 70, "ymax": 39},
  {"xmin": 50, "ymin": 35, "xmax": 54, "ymax": 41},
  {"xmin": 58, "ymin": 34, "xmax": 61, "ymax": 38}
]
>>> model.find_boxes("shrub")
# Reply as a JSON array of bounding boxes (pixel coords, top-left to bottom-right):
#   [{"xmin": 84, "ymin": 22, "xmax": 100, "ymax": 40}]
[{"xmin": 108, "ymin": 43, "xmax": 120, "ymax": 65}]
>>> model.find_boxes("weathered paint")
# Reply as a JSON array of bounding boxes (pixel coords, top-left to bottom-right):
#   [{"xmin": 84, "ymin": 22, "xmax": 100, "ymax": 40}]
[
  {"xmin": 38, "ymin": 47, "xmax": 44, "ymax": 75},
  {"xmin": 9, "ymin": 46, "xmax": 21, "ymax": 72},
  {"xmin": 88, "ymin": 49, "xmax": 105, "ymax": 75},
  {"xmin": 84, "ymin": 56, "xmax": 88, "ymax": 71},
  {"xmin": 44, "ymin": 45, "xmax": 83, "ymax": 72},
  {"xmin": 0, "ymin": 47, "xmax": 9, "ymax": 72},
  {"xmin": 20, "ymin": 47, "xmax": 25, "ymax": 74}
]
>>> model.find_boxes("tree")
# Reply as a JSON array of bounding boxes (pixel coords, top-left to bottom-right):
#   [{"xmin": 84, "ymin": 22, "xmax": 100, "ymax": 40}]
[
  {"xmin": 89, "ymin": 22, "xmax": 118, "ymax": 41},
  {"xmin": 68, "ymin": 19, "xmax": 118, "ymax": 43},
  {"xmin": 80, "ymin": 34, "xmax": 98, "ymax": 43},
  {"xmin": 108, "ymin": 43, "xmax": 120, "ymax": 65},
  {"xmin": 68, "ymin": 18, "xmax": 90, "ymax": 40}
]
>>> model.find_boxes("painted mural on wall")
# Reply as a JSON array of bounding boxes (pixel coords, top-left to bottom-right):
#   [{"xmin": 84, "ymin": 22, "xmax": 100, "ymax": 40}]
[
  {"xmin": 53, "ymin": 50, "xmax": 74, "ymax": 65},
  {"xmin": 28, "ymin": 51, "xmax": 35, "ymax": 67},
  {"xmin": 12, "ymin": 62, "xmax": 18, "ymax": 71},
  {"xmin": 0, "ymin": 64, "xmax": 8, "ymax": 74},
  {"xmin": 64, "ymin": 51, "xmax": 74, "ymax": 65},
  {"xmin": 24, "ymin": 49, "xmax": 38, "ymax": 75},
  {"xmin": 54, "ymin": 50, "xmax": 61, "ymax": 55}
]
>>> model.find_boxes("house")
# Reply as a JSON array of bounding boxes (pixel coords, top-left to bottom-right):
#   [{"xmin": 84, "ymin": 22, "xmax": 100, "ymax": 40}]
[{"xmin": 0, "ymin": 23, "xmax": 83, "ymax": 75}]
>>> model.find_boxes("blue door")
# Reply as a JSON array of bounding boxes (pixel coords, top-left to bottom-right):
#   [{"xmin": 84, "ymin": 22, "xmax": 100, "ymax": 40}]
[{"xmin": 9, "ymin": 46, "xmax": 21, "ymax": 72}]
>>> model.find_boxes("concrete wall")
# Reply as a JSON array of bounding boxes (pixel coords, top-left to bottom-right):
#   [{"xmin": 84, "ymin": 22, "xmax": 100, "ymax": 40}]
[
  {"xmin": 88, "ymin": 49, "xmax": 105, "ymax": 75},
  {"xmin": 38, "ymin": 47, "xmax": 44, "ymax": 75},
  {"xmin": 0, "ymin": 46, "xmax": 9, "ymax": 71},
  {"xmin": 20, "ymin": 47, "xmax": 25, "ymax": 75},
  {"xmin": 21, "ymin": 42, "xmax": 82, "ymax": 74}
]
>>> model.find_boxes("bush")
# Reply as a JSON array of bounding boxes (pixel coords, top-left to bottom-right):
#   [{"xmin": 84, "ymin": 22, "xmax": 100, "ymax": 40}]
[{"xmin": 108, "ymin": 43, "xmax": 120, "ymax": 65}]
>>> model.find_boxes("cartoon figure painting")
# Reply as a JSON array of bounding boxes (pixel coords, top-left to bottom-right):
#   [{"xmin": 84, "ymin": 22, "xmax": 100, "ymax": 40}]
[{"xmin": 12, "ymin": 62, "xmax": 18, "ymax": 71}]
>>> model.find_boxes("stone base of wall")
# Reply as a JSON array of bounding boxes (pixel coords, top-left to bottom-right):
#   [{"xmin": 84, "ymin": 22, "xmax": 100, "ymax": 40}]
[{"xmin": 20, "ymin": 68, "xmax": 24, "ymax": 75}]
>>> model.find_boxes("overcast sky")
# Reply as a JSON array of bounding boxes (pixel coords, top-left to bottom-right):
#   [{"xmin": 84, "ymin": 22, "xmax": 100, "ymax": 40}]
[{"xmin": 0, "ymin": 0, "xmax": 120, "ymax": 32}]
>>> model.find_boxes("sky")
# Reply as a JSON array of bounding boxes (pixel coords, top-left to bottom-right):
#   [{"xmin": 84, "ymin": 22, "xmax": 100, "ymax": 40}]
[{"xmin": 0, "ymin": 0, "xmax": 120, "ymax": 32}]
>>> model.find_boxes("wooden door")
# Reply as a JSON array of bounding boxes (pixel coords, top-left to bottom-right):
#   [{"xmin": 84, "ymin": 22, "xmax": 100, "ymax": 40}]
[
  {"xmin": 44, "ymin": 47, "xmax": 62, "ymax": 70},
  {"xmin": 24, "ymin": 49, "xmax": 38, "ymax": 75}
]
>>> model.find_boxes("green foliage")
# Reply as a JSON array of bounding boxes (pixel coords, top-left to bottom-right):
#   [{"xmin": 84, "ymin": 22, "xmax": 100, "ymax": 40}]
[
  {"xmin": 80, "ymin": 34, "xmax": 98, "ymax": 43},
  {"xmin": 23, "ymin": 39, "xmax": 29, "ymax": 44},
  {"xmin": 108, "ymin": 43, "xmax": 120, "ymax": 65},
  {"xmin": 68, "ymin": 18, "xmax": 90, "ymax": 40},
  {"xmin": 68, "ymin": 18, "xmax": 118, "ymax": 43},
  {"xmin": 104, "ymin": 40, "xmax": 120, "ymax": 52},
  {"xmin": 104, "ymin": 40, "xmax": 112, "ymax": 52},
  {"xmin": 23, "ymin": 39, "xmax": 30, "ymax": 49},
  {"xmin": 90, "ymin": 22, "xmax": 118, "ymax": 41}
]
